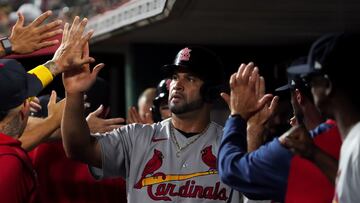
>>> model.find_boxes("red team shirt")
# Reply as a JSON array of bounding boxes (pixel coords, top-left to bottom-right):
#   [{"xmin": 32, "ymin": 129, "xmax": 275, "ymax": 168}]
[{"xmin": 0, "ymin": 132, "xmax": 36, "ymax": 203}]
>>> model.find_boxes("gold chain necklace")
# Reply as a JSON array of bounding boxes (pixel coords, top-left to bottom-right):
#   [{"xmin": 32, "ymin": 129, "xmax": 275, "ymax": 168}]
[{"xmin": 170, "ymin": 122, "xmax": 210, "ymax": 157}]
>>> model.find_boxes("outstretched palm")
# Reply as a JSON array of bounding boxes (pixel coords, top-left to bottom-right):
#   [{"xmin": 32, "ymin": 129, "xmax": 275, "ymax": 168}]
[{"xmin": 63, "ymin": 43, "xmax": 104, "ymax": 93}]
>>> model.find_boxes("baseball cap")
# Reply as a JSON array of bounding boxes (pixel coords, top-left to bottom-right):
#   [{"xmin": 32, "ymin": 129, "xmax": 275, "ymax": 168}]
[
  {"xmin": 0, "ymin": 59, "xmax": 43, "ymax": 111},
  {"xmin": 162, "ymin": 46, "xmax": 225, "ymax": 85},
  {"xmin": 276, "ymin": 56, "xmax": 310, "ymax": 92},
  {"xmin": 287, "ymin": 33, "xmax": 360, "ymax": 78}
]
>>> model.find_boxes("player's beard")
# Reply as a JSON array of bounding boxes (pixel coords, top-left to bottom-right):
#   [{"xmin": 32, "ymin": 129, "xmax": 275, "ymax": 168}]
[{"xmin": 170, "ymin": 96, "xmax": 205, "ymax": 115}]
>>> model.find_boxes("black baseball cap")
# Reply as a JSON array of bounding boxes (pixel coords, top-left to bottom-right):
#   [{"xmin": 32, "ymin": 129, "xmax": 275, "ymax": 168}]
[
  {"xmin": 287, "ymin": 33, "xmax": 360, "ymax": 78},
  {"xmin": 0, "ymin": 59, "xmax": 43, "ymax": 111},
  {"xmin": 162, "ymin": 46, "xmax": 225, "ymax": 85},
  {"xmin": 276, "ymin": 56, "xmax": 310, "ymax": 92}
]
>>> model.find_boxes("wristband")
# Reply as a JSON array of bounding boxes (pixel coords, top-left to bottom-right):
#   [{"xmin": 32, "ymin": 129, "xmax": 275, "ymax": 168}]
[{"xmin": 28, "ymin": 65, "xmax": 54, "ymax": 87}]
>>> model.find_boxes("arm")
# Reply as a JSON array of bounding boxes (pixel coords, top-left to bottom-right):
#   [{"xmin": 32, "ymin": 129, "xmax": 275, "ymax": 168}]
[
  {"xmin": 0, "ymin": 11, "xmax": 62, "ymax": 57},
  {"xmin": 218, "ymin": 116, "xmax": 292, "ymax": 202},
  {"xmin": 63, "ymin": 91, "xmax": 102, "ymax": 167},
  {"xmin": 20, "ymin": 91, "xmax": 64, "ymax": 151},
  {"xmin": 61, "ymin": 17, "xmax": 104, "ymax": 167}
]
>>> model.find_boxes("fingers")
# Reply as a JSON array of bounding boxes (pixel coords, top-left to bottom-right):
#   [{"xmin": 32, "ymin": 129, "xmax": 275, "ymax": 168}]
[
  {"xmin": 144, "ymin": 112, "xmax": 154, "ymax": 124},
  {"xmin": 248, "ymin": 66, "xmax": 259, "ymax": 92},
  {"xmin": 69, "ymin": 16, "xmax": 80, "ymax": 36},
  {"xmin": 91, "ymin": 63, "xmax": 105, "ymax": 77},
  {"xmin": 48, "ymin": 90, "xmax": 57, "ymax": 106},
  {"xmin": 79, "ymin": 30, "xmax": 94, "ymax": 48},
  {"xmin": 268, "ymin": 96, "xmax": 279, "ymax": 113},
  {"xmin": 37, "ymin": 40, "xmax": 60, "ymax": 49},
  {"xmin": 62, "ymin": 22, "xmax": 70, "ymax": 41},
  {"xmin": 92, "ymin": 105, "xmax": 104, "ymax": 116},
  {"xmin": 257, "ymin": 94, "xmax": 273, "ymax": 111},
  {"xmin": 30, "ymin": 101, "xmax": 42, "ymax": 112},
  {"xmin": 37, "ymin": 19, "xmax": 63, "ymax": 34},
  {"xmin": 29, "ymin": 10, "xmax": 52, "ymax": 27},
  {"xmin": 229, "ymin": 73, "xmax": 237, "ymax": 89},
  {"xmin": 127, "ymin": 106, "xmax": 142, "ymax": 124},
  {"xmin": 104, "ymin": 117, "xmax": 126, "ymax": 125},
  {"xmin": 235, "ymin": 63, "xmax": 246, "ymax": 80},
  {"xmin": 14, "ymin": 12, "xmax": 25, "ymax": 28},
  {"xmin": 76, "ymin": 18, "xmax": 88, "ymax": 39},
  {"xmin": 241, "ymin": 62, "xmax": 255, "ymax": 84},
  {"xmin": 39, "ymin": 28, "xmax": 63, "ymax": 41}
]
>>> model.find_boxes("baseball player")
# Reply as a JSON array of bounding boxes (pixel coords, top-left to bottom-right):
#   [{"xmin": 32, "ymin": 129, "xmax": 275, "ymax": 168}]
[
  {"xmin": 151, "ymin": 78, "xmax": 171, "ymax": 122},
  {"xmin": 61, "ymin": 46, "xmax": 241, "ymax": 202}
]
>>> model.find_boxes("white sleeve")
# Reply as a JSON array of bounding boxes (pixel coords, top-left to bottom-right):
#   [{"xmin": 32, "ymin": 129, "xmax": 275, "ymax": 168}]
[{"xmin": 89, "ymin": 124, "xmax": 139, "ymax": 179}]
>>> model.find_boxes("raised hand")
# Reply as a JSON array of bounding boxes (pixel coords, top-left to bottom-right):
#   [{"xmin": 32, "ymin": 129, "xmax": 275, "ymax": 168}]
[
  {"xmin": 51, "ymin": 16, "xmax": 95, "ymax": 75},
  {"xmin": 86, "ymin": 105, "xmax": 125, "ymax": 133},
  {"xmin": 221, "ymin": 62, "xmax": 273, "ymax": 121},
  {"xmin": 246, "ymin": 76, "xmax": 279, "ymax": 151},
  {"xmin": 127, "ymin": 106, "xmax": 154, "ymax": 124},
  {"xmin": 9, "ymin": 11, "xmax": 62, "ymax": 54},
  {"xmin": 248, "ymin": 77, "xmax": 279, "ymax": 127},
  {"xmin": 47, "ymin": 90, "xmax": 65, "ymax": 125},
  {"xmin": 62, "ymin": 42, "xmax": 104, "ymax": 93}
]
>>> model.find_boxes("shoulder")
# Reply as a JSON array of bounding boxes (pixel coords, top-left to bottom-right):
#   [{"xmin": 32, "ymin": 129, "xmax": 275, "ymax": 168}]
[{"xmin": 0, "ymin": 154, "xmax": 24, "ymax": 179}]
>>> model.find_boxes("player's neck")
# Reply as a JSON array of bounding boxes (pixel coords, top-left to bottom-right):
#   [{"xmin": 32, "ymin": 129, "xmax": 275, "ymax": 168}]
[{"xmin": 171, "ymin": 110, "xmax": 210, "ymax": 134}]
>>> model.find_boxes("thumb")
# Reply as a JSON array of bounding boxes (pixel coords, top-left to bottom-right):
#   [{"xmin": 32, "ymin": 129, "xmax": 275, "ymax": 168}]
[
  {"xmin": 220, "ymin": 92, "xmax": 230, "ymax": 107},
  {"xmin": 257, "ymin": 94, "xmax": 273, "ymax": 111},
  {"xmin": 92, "ymin": 105, "xmax": 104, "ymax": 116},
  {"xmin": 15, "ymin": 12, "xmax": 24, "ymax": 27},
  {"xmin": 49, "ymin": 90, "xmax": 57, "ymax": 105},
  {"xmin": 91, "ymin": 63, "xmax": 105, "ymax": 78}
]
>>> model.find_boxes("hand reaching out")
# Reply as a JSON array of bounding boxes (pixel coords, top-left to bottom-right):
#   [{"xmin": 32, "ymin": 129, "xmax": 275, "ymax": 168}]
[
  {"xmin": 221, "ymin": 62, "xmax": 273, "ymax": 121},
  {"xmin": 51, "ymin": 16, "xmax": 95, "ymax": 75},
  {"xmin": 86, "ymin": 105, "xmax": 125, "ymax": 133},
  {"xmin": 9, "ymin": 11, "xmax": 63, "ymax": 54},
  {"xmin": 246, "ymin": 76, "xmax": 279, "ymax": 151},
  {"xmin": 62, "ymin": 42, "xmax": 104, "ymax": 94},
  {"xmin": 47, "ymin": 90, "xmax": 65, "ymax": 126},
  {"xmin": 127, "ymin": 106, "xmax": 154, "ymax": 124}
]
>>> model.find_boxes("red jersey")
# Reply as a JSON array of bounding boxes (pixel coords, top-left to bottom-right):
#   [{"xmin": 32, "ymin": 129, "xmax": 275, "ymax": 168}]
[
  {"xmin": 29, "ymin": 141, "xmax": 127, "ymax": 203},
  {"xmin": 286, "ymin": 120, "xmax": 342, "ymax": 203},
  {"xmin": 0, "ymin": 132, "xmax": 36, "ymax": 203}
]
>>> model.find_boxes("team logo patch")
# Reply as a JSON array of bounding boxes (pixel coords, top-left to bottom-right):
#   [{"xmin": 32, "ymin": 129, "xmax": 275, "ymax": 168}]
[
  {"xmin": 133, "ymin": 146, "xmax": 228, "ymax": 201},
  {"xmin": 176, "ymin": 47, "xmax": 192, "ymax": 63}
]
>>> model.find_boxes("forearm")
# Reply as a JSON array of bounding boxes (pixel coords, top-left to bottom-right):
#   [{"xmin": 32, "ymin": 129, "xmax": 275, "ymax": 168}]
[
  {"xmin": 20, "ymin": 116, "xmax": 60, "ymax": 151},
  {"xmin": 62, "ymin": 92, "xmax": 101, "ymax": 167},
  {"xmin": 247, "ymin": 124, "xmax": 265, "ymax": 152},
  {"xmin": 309, "ymin": 147, "xmax": 338, "ymax": 185}
]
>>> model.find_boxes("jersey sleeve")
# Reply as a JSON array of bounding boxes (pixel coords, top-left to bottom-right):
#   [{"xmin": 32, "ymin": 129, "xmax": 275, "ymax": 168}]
[
  {"xmin": 89, "ymin": 123, "xmax": 150, "ymax": 180},
  {"xmin": 218, "ymin": 116, "xmax": 292, "ymax": 202}
]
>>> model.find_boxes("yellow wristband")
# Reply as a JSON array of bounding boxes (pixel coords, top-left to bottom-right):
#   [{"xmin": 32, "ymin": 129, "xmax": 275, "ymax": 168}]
[{"xmin": 28, "ymin": 65, "xmax": 54, "ymax": 87}]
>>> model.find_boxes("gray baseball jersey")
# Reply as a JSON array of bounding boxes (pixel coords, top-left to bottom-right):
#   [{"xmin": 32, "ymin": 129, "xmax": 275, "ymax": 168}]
[{"xmin": 90, "ymin": 118, "xmax": 241, "ymax": 202}]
